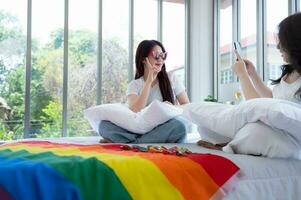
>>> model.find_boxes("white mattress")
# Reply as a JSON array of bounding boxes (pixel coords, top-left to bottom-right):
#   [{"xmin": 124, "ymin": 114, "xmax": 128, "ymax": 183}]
[{"xmin": 14, "ymin": 136, "xmax": 301, "ymax": 200}]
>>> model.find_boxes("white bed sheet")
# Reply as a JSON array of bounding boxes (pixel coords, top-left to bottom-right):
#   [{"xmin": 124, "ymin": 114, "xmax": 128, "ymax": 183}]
[
  {"xmin": 11, "ymin": 136, "xmax": 301, "ymax": 200},
  {"xmin": 186, "ymin": 144, "xmax": 301, "ymax": 200}
]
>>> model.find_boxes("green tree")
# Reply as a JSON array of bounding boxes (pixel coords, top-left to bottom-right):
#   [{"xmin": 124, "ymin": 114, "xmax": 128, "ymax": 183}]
[
  {"xmin": 37, "ymin": 101, "xmax": 62, "ymax": 138},
  {"xmin": 0, "ymin": 10, "xmax": 22, "ymax": 41},
  {"xmin": 102, "ymin": 39, "xmax": 128, "ymax": 104},
  {"xmin": 0, "ymin": 10, "xmax": 51, "ymax": 139},
  {"xmin": 38, "ymin": 29, "xmax": 128, "ymax": 136},
  {"xmin": 34, "ymin": 29, "xmax": 98, "ymax": 136},
  {"xmin": 1, "ymin": 11, "xmax": 130, "ymax": 138},
  {"xmin": 0, "ymin": 10, "xmax": 25, "ymax": 139}
]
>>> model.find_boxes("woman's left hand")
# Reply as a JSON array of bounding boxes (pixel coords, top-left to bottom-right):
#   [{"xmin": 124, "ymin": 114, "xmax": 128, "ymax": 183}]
[
  {"xmin": 233, "ymin": 61, "xmax": 248, "ymax": 77},
  {"xmin": 232, "ymin": 50, "xmax": 248, "ymax": 77}
]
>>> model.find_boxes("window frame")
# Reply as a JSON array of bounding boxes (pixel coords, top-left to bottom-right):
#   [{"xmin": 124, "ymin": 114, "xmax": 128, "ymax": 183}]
[
  {"xmin": 20, "ymin": 0, "xmax": 189, "ymax": 137},
  {"xmin": 214, "ymin": 0, "xmax": 298, "ymax": 102}
]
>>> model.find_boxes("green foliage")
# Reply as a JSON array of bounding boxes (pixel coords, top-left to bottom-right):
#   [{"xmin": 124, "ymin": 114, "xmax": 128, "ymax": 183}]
[
  {"xmin": 0, "ymin": 10, "xmax": 22, "ymax": 41},
  {"xmin": 0, "ymin": 122, "xmax": 14, "ymax": 140},
  {"xmin": 37, "ymin": 101, "xmax": 62, "ymax": 138},
  {"xmin": 0, "ymin": 60, "xmax": 7, "ymax": 86},
  {"xmin": 30, "ymin": 79, "xmax": 53, "ymax": 120},
  {"xmin": 3, "ymin": 66, "xmax": 25, "ymax": 120},
  {"xmin": 69, "ymin": 30, "xmax": 97, "ymax": 67},
  {"xmin": 49, "ymin": 28, "xmax": 64, "ymax": 49},
  {"xmin": 0, "ymin": 10, "xmax": 26, "ymax": 138},
  {"xmin": 0, "ymin": 10, "xmax": 51, "ymax": 138},
  {"xmin": 102, "ymin": 39, "xmax": 128, "ymax": 104},
  {"xmin": 1, "ymin": 9, "xmax": 129, "ymax": 139},
  {"xmin": 204, "ymin": 95, "xmax": 218, "ymax": 102}
]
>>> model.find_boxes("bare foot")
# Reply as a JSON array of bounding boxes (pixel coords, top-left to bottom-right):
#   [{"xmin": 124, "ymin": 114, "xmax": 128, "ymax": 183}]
[
  {"xmin": 99, "ymin": 138, "xmax": 113, "ymax": 143},
  {"xmin": 197, "ymin": 140, "xmax": 227, "ymax": 151}
]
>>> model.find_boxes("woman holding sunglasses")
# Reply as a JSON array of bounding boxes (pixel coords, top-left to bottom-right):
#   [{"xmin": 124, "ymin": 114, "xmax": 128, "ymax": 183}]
[{"xmin": 99, "ymin": 40, "xmax": 190, "ymax": 143}]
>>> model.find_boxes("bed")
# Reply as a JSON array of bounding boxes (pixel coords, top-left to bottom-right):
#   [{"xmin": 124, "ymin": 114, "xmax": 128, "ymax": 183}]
[{"xmin": 0, "ymin": 136, "xmax": 300, "ymax": 200}]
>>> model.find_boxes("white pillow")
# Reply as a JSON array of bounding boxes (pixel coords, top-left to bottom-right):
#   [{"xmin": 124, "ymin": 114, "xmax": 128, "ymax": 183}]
[
  {"xmin": 181, "ymin": 101, "xmax": 238, "ymax": 138},
  {"xmin": 222, "ymin": 122, "xmax": 300, "ymax": 159},
  {"xmin": 84, "ymin": 100, "xmax": 182, "ymax": 134},
  {"xmin": 182, "ymin": 98, "xmax": 301, "ymax": 145},
  {"xmin": 181, "ymin": 102, "xmax": 233, "ymax": 144}
]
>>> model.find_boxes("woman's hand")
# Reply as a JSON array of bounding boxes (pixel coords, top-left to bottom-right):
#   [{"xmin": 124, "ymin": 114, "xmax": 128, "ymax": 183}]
[
  {"xmin": 243, "ymin": 59, "xmax": 256, "ymax": 77},
  {"xmin": 232, "ymin": 50, "xmax": 261, "ymax": 100},
  {"xmin": 232, "ymin": 50, "xmax": 249, "ymax": 78},
  {"xmin": 232, "ymin": 50, "xmax": 257, "ymax": 79},
  {"xmin": 144, "ymin": 57, "xmax": 161, "ymax": 84}
]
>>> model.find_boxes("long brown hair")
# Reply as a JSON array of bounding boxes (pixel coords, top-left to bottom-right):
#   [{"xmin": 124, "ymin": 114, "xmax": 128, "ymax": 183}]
[
  {"xmin": 271, "ymin": 13, "xmax": 301, "ymax": 99},
  {"xmin": 135, "ymin": 40, "xmax": 175, "ymax": 104}
]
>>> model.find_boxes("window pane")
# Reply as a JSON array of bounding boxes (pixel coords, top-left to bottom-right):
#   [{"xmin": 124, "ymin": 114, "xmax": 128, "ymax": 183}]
[
  {"xmin": 103, "ymin": 0, "xmax": 129, "ymax": 104},
  {"xmin": 218, "ymin": 0, "xmax": 235, "ymax": 102},
  {"xmin": 134, "ymin": 0, "xmax": 157, "ymax": 45},
  {"xmin": 31, "ymin": 0, "xmax": 64, "ymax": 137},
  {"xmin": 162, "ymin": 0, "xmax": 185, "ymax": 85},
  {"xmin": 266, "ymin": 0, "xmax": 288, "ymax": 80},
  {"xmin": 240, "ymin": 0, "xmax": 257, "ymax": 68},
  {"xmin": 134, "ymin": 0, "xmax": 157, "ymax": 59},
  {"xmin": 0, "ymin": 1, "xmax": 26, "ymax": 140},
  {"xmin": 68, "ymin": 0, "xmax": 98, "ymax": 136}
]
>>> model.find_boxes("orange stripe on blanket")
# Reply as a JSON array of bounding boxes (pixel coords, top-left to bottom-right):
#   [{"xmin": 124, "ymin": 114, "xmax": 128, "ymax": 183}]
[{"xmin": 139, "ymin": 153, "xmax": 219, "ymax": 200}]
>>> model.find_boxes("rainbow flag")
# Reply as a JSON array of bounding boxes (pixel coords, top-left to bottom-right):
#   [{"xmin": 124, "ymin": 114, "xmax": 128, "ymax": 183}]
[{"xmin": 0, "ymin": 141, "xmax": 240, "ymax": 200}]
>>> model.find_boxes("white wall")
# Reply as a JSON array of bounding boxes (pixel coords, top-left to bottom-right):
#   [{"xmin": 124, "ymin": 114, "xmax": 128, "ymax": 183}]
[{"xmin": 189, "ymin": 0, "xmax": 214, "ymax": 102}]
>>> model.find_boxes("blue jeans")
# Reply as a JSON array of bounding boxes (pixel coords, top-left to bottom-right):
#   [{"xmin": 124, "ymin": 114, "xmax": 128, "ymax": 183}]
[{"xmin": 98, "ymin": 117, "xmax": 187, "ymax": 143}]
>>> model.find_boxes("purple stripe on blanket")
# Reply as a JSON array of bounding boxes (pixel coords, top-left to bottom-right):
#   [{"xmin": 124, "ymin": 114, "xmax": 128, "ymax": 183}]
[{"xmin": 0, "ymin": 186, "xmax": 13, "ymax": 200}]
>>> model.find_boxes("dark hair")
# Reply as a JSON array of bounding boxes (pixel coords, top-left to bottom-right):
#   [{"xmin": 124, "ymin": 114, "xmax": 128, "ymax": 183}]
[
  {"xmin": 271, "ymin": 12, "xmax": 301, "ymax": 98},
  {"xmin": 135, "ymin": 40, "xmax": 175, "ymax": 104}
]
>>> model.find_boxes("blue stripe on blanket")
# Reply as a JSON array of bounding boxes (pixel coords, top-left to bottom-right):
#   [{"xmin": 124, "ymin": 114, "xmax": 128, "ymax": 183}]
[{"xmin": 0, "ymin": 154, "xmax": 81, "ymax": 200}]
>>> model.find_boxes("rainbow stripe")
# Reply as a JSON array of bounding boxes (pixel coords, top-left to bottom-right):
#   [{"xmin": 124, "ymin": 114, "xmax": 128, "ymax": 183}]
[{"xmin": 0, "ymin": 141, "xmax": 239, "ymax": 200}]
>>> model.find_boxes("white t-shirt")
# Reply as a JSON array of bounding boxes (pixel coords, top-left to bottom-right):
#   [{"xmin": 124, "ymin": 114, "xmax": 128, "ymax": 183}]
[
  {"xmin": 126, "ymin": 73, "xmax": 185, "ymax": 106},
  {"xmin": 272, "ymin": 76, "xmax": 301, "ymax": 104}
]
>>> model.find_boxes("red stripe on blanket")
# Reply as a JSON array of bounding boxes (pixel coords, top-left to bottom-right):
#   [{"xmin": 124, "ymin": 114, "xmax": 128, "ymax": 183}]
[{"xmin": 187, "ymin": 153, "xmax": 239, "ymax": 187}]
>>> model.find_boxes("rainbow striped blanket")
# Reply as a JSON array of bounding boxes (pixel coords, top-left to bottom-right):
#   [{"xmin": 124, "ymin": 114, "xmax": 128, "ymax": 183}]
[{"xmin": 0, "ymin": 141, "xmax": 240, "ymax": 200}]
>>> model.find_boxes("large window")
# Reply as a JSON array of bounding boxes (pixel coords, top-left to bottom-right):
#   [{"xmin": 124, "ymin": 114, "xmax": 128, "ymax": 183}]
[
  {"xmin": 133, "ymin": 0, "xmax": 158, "ymax": 74},
  {"xmin": 217, "ymin": 0, "xmax": 291, "ymax": 102},
  {"xmin": 0, "ymin": 0, "xmax": 188, "ymax": 140},
  {"xmin": 162, "ymin": 0, "xmax": 185, "ymax": 84},
  {"xmin": 134, "ymin": 0, "xmax": 157, "ymax": 46},
  {"xmin": 218, "ymin": 0, "xmax": 234, "ymax": 102},
  {"xmin": 103, "ymin": 0, "xmax": 129, "ymax": 105},
  {"xmin": 67, "ymin": 0, "xmax": 98, "ymax": 136},
  {"xmin": 0, "ymin": 1, "xmax": 27, "ymax": 140},
  {"xmin": 240, "ymin": 0, "xmax": 257, "ymax": 68},
  {"xmin": 31, "ymin": 0, "xmax": 64, "ymax": 138},
  {"xmin": 266, "ymin": 0, "xmax": 288, "ymax": 80}
]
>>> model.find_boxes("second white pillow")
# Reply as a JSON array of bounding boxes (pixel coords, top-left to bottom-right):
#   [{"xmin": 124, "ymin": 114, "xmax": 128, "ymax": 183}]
[
  {"xmin": 222, "ymin": 122, "xmax": 300, "ymax": 159},
  {"xmin": 182, "ymin": 98, "xmax": 301, "ymax": 144}
]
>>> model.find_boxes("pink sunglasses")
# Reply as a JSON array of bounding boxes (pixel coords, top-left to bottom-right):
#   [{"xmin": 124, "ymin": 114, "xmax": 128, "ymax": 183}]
[{"xmin": 150, "ymin": 51, "xmax": 168, "ymax": 61}]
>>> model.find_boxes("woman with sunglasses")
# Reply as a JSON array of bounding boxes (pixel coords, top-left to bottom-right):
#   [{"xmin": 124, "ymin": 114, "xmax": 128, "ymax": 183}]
[{"xmin": 99, "ymin": 40, "xmax": 190, "ymax": 143}]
